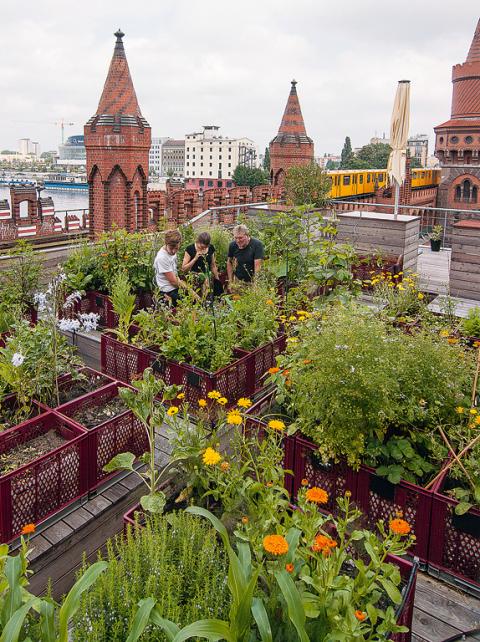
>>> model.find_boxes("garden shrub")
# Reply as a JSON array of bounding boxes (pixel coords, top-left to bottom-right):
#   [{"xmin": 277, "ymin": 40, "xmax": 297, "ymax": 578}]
[{"xmin": 73, "ymin": 511, "xmax": 230, "ymax": 641}]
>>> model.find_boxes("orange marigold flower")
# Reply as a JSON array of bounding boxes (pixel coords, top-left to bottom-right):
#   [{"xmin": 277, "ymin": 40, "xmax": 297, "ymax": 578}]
[
  {"xmin": 285, "ymin": 563, "xmax": 294, "ymax": 573},
  {"xmin": 221, "ymin": 461, "xmax": 230, "ymax": 471},
  {"xmin": 263, "ymin": 534, "xmax": 289, "ymax": 556},
  {"xmin": 21, "ymin": 523, "xmax": 35, "ymax": 535},
  {"xmin": 389, "ymin": 518, "xmax": 411, "ymax": 536},
  {"xmin": 305, "ymin": 487, "xmax": 329, "ymax": 505},
  {"xmin": 281, "ymin": 369, "xmax": 290, "ymax": 377},
  {"xmin": 268, "ymin": 367, "xmax": 280, "ymax": 374},
  {"xmin": 266, "ymin": 299, "xmax": 274, "ymax": 305},
  {"xmin": 355, "ymin": 610, "xmax": 366, "ymax": 622},
  {"xmin": 303, "ymin": 359, "xmax": 312, "ymax": 364},
  {"xmin": 447, "ymin": 338, "xmax": 459, "ymax": 345},
  {"xmin": 312, "ymin": 533, "xmax": 337, "ymax": 554},
  {"xmin": 241, "ymin": 516, "xmax": 249, "ymax": 524},
  {"xmin": 301, "ymin": 478, "xmax": 309, "ymax": 487}
]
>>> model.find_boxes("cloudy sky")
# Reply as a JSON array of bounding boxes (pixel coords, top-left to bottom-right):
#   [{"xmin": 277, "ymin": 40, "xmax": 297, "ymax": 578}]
[{"xmin": 1, "ymin": 1, "xmax": 478, "ymax": 158}]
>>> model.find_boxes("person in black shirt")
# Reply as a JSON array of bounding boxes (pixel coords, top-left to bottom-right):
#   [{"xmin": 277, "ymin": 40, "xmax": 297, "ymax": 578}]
[
  {"xmin": 182, "ymin": 231, "xmax": 222, "ymax": 295},
  {"xmin": 227, "ymin": 224, "xmax": 264, "ymax": 284}
]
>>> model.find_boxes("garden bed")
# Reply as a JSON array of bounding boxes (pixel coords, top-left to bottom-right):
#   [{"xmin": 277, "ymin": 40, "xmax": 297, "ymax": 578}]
[
  {"xmin": 0, "ymin": 411, "xmax": 88, "ymax": 542},
  {"xmin": 56, "ymin": 367, "xmax": 114, "ymax": 407},
  {"xmin": 0, "ymin": 395, "xmax": 47, "ymax": 432},
  {"xmin": 55, "ymin": 383, "xmax": 148, "ymax": 490},
  {"xmin": 429, "ymin": 470, "xmax": 480, "ymax": 596},
  {"xmin": 63, "ymin": 290, "xmax": 153, "ymax": 329}
]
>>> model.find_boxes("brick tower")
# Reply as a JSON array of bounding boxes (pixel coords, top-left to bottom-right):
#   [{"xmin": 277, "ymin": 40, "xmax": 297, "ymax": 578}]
[
  {"xmin": 269, "ymin": 80, "xmax": 314, "ymax": 186},
  {"xmin": 84, "ymin": 30, "xmax": 151, "ymax": 238},
  {"xmin": 434, "ymin": 18, "xmax": 480, "ymax": 211}
]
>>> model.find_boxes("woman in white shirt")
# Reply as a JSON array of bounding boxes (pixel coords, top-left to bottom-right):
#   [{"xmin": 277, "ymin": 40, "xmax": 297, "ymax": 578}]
[{"xmin": 153, "ymin": 229, "xmax": 184, "ymax": 306}]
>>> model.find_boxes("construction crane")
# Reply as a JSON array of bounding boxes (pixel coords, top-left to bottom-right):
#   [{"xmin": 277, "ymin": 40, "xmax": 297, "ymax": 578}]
[{"xmin": 54, "ymin": 120, "xmax": 75, "ymax": 145}]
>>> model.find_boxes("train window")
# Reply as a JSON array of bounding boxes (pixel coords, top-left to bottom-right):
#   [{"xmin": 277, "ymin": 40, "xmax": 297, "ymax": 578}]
[
  {"xmin": 343, "ymin": 176, "xmax": 351, "ymax": 186},
  {"xmin": 421, "ymin": 172, "xmax": 425, "ymax": 178},
  {"xmin": 378, "ymin": 173, "xmax": 384, "ymax": 181},
  {"xmin": 367, "ymin": 174, "xmax": 371, "ymax": 182},
  {"xmin": 359, "ymin": 175, "xmax": 363, "ymax": 184}
]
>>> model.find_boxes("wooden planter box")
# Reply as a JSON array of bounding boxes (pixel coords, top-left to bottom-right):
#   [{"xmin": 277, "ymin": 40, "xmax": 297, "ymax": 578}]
[
  {"xmin": 429, "ymin": 469, "xmax": 480, "ymax": 596},
  {"xmin": 55, "ymin": 383, "xmax": 148, "ymax": 491},
  {"xmin": 0, "ymin": 411, "xmax": 88, "ymax": 542}
]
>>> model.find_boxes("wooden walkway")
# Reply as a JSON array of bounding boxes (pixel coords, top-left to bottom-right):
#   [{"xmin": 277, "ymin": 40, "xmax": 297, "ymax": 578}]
[{"xmin": 417, "ymin": 246, "xmax": 451, "ymax": 295}]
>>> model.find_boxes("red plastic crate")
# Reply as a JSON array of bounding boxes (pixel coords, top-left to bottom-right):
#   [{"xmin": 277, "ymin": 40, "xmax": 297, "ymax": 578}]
[
  {"xmin": 355, "ymin": 465, "xmax": 433, "ymax": 563},
  {"xmin": 0, "ymin": 411, "xmax": 88, "ymax": 542},
  {"xmin": 292, "ymin": 436, "xmax": 359, "ymax": 515},
  {"xmin": 101, "ymin": 331, "xmax": 152, "ymax": 384},
  {"xmin": 55, "ymin": 383, "xmax": 148, "ymax": 490},
  {"xmin": 63, "ymin": 290, "xmax": 154, "ymax": 329},
  {"xmin": 429, "ymin": 468, "xmax": 480, "ymax": 595},
  {"xmin": 55, "ymin": 367, "xmax": 116, "ymax": 408}
]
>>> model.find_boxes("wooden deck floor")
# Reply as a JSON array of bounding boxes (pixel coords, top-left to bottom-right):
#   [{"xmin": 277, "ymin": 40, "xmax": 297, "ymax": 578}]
[{"xmin": 417, "ymin": 246, "xmax": 451, "ymax": 295}]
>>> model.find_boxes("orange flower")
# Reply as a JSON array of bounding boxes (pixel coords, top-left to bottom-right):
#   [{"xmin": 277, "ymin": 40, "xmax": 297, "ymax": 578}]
[
  {"xmin": 268, "ymin": 367, "xmax": 280, "ymax": 374},
  {"xmin": 303, "ymin": 359, "xmax": 312, "ymax": 365},
  {"xmin": 305, "ymin": 487, "xmax": 329, "ymax": 505},
  {"xmin": 281, "ymin": 370, "xmax": 290, "ymax": 377},
  {"xmin": 312, "ymin": 533, "xmax": 337, "ymax": 554},
  {"xmin": 301, "ymin": 478, "xmax": 309, "ymax": 487},
  {"xmin": 447, "ymin": 338, "xmax": 459, "ymax": 345},
  {"xmin": 198, "ymin": 399, "xmax": 207, "ymax": 408},
  {"xmin": 21, "ymin": 523, "xmax": 35, "ymax": 535},
  {"xmin": 221, "ymin": 461, "xmax": 230, "ymax": 471},
  {"xmin": 266, "ymin": 299, "xmax": 274, "ymax": 305},
  {"xmin": 285, "ymin": 563, "xmax": 294, "ymax": 573},
  {"xmin": 241, "ymin": 516, "xmax": 249, "ymax": 524},
  {"xmin": 355, "ymin": 610, "xmax": 366, "ymax": 622},
  {"xmin": 389, "ymin": 518, "xmax": 411, "ymax": 536},
  {"xmin": 263, "ymin": 534, "xmax": 289, "ymax": 556}
]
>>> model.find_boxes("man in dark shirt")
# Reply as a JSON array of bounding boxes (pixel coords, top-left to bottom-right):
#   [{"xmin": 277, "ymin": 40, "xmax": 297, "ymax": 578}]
[{"xmin": 227, "ymin": 224, "xmax": 264, "ymax": 284}]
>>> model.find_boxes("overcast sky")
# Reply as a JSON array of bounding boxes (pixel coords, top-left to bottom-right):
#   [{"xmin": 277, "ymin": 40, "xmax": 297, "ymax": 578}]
[{"xmin": 1, "ymin": 1, "xmax": 479, "ymax": 158}]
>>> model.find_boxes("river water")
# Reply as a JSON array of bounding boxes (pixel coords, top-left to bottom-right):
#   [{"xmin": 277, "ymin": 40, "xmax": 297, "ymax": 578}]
[{"xmin": 0, "ymin": 185, "xmax": 89, "ymax": 214}]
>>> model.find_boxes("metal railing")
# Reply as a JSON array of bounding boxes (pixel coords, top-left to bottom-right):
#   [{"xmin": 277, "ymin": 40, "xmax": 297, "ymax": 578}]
[{"xmin": 186, "ymin": 202, "xmax": 273, "ymax": 227}]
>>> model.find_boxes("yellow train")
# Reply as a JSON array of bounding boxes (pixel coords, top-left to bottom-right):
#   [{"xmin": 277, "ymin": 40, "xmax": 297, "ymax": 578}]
[{"xmin": 327, "ymin": 168, "xmax": 441, "ymax": 199}]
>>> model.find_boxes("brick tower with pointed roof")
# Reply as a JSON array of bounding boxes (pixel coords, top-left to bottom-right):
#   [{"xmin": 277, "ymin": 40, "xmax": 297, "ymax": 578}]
[
  {"xmin": 434, "ymin": 19, "xmax": 480, "ymax": 211},
  {"xmin": 84, "ymin": 30, "xmax": 151, "ymax": 238},
  {"xmin": 269, "ymin": 80, "xmax": 314, "ymax": 186}
]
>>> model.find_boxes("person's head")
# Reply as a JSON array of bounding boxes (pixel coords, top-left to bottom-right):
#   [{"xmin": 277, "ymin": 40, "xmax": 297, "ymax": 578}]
[
  {"xmin": 195, "ymin": 231, "xmax": 211, "ymax": 252},
  {"xmin": 233, "ymin": 224, "xmax": 250, "ymax": 249},
  {"xmin": 164, "ymin": 229, "xmax": 182, "ymax": 255}
]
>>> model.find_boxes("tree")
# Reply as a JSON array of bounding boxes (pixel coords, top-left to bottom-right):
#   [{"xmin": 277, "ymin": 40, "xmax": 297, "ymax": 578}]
[
  {"xmin": 263, "ymin": 147, "xmax": 270, "ymax": 172},
  {"xmin": 284, "ymin": 162, "xmax": 332, "ymax": 207},
  {"xmin": 325, "ymin": 159, "xmax": 340, "ymax": 170},
  {"xmin": 340, "ymin": 137, "xmax": 353, "ymax": 168},
  {"xmin": 341, "ymin": 142, "xmax": 392, "ymax": 170},
  {"xmin": 232, "ymin": 165, "xmax": 269, "ymax": 188},
  {"xmin": 410, "ymin": 156, "xmax": 422, "ymax": 168}
]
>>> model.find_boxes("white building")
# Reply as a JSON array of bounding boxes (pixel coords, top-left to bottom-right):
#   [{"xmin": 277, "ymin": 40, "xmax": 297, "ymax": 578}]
[
  {"xmin": 149, "ymin": 137, "xmax": 170, "ymax": 176},
  {"xmin": 184, "ymin": 125, "xmax": 256, "ymax": 188},
  {"xmin": 18, "ymin": 138, "xmax": 40, "ymax": 158}
]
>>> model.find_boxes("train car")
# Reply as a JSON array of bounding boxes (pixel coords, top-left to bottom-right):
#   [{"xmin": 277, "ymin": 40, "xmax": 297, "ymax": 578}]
[{"xmin": 328, "ymin": 168, "xmax": 441, "ymax": 199}]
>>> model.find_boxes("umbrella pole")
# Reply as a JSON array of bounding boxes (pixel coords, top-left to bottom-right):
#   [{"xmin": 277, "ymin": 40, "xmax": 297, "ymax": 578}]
[{"xmin": 393, "ymin": 182, "xmax": 400, "ymax": 219}]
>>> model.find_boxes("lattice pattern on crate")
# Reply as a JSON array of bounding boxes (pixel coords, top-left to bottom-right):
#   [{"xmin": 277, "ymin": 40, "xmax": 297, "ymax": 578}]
[
  {"xmin": 441, "ymin": 504, "xmax": 480, "ymax": 583},
  {"xmin": 101, "ymin": 334, "xmax": 150, "ymax": 383},
  {"xmin": 94, "ymin": 412, "xmax": 147, "ymax": 482}
]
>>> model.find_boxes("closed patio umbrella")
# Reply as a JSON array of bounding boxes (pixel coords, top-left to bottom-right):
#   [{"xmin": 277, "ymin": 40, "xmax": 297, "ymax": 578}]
[{"xmin": 387, "ymin": 80, "xmax": 410, "ymax": 218}]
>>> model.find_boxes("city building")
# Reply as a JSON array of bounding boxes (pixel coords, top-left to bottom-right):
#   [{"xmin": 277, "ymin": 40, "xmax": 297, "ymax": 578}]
[
  {"xmin": 149, "ymin": 137, "xmax": 170, "ymax": 176},
  {"xmin": 434, "ymin": 18, "xmax": 480, "ymax": 209},
  {"xmin": 184, "ymin": 125, "xmax": 256, "ymax": 189},
  {"xmin": 316, "ymin": 154, "xmax": 341, "ymax": 169},
  {"xmin": 162, "ymin": 139, "xmax": 185, "ymax": 178},
  {"xmin": 269, "ymin": 80, "xmax": 314, "ymax": 186},
  {"xmin": 84, "ymin": 29, "xmax": 151, "ymax": 238},
  {"xmin": 18, "ymin": 138, "xmax": 40, "ymax": 158},
  {"xmin": 57, "ymin": 135, "xmax": 86, "ymax": 166},
  {"xmin": 407, "ymin": 134, "xmax": 429, "ymax": 167}
]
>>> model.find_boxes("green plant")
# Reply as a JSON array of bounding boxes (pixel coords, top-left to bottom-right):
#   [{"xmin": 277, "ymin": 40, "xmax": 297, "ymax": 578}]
[
  {"xmin": 73, "ymin": 512, "xmax": 230, "ymax": 641},
  {"xmin": 0, "ymin": 240, "xmax": 41, "ymax": 312},
  {"xmin": 429, "ymin": 225, "xmax": 443, "ymax": 242},
  {"xmin": 104, "ymin": 369, "xmax": 180, "ymax": 514},
  {"xmin": 461, "ymin": 307, "xmax": 480, "ymax": 338},
  {"xmin": 109, "ymin": 272, "xmax": 136, "ymax": 344},
  {"xmin": 209, "ymin": 226, "xmax": 231, "ymax": 273}
]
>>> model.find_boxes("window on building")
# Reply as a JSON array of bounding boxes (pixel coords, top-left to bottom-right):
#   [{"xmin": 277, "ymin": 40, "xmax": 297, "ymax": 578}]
[
  {"xmin": 451, "ymin": 136, "xmax": 459, "ymax": 144},
  {"xmin": 186, "ymin": 162, "xmax": 189, "ymax": 166},
  {"xmin": 210, "ymin": 163, "xmax": 212, "ymax": 167},
  {"xmin": 209, "ymin": 171, "xmax": 212, "ymax": 176},
  {"xmin": 228, "ymin": 172, "xmax": 231, "ymax": 177},
  {"xmin": 228, "ymin": 155, "xmax": 231, "ymax": 160},
  {"xmin": 218, "ymin": 181, "xmax": 223, "ymax": 187},
  {"xmin": 455, "ymin": 185, "xmax": 461, "ymax": 201},
  {"xmin": 199, "ymin": 180, "xmax": 204, "ymax": 186},
  {"xmin": 208, "ymin": 180, "xmax": 213, "ymax": 187},
  {"xmin": 201, "ymin": 162, "xmax": 203, "ymax": 167},
  {"xmin": 228, "ymin": 163, "xmax": 231, "ymax": 167},
  {"xmin": 227, "ymin": 180, "xmax": 232, "ymax": 187},
  {"xmin": 465, "ymin": 136, "xmax": 473, "ymax": 144}
]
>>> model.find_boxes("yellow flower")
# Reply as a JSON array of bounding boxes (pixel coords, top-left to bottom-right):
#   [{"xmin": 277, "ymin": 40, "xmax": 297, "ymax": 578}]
[
  {"xmin": 237, "ymin": 397, "xmax": 252, "ymax": 408},
  {"xmin": 456, "ymin": 406, "xmax": 465, "ymax": 414},
  {"xmin": 268, "ymin": 419, "xmax": 285, "ymax": 431},
  {"xmin": 227, "ymin": 411, "xmax": 242, "ymax": 425},
  {"xmin": 203, "ymin": 447, "xmax": 222, "ymax": 466},
  {"xmin": 397, "ymin": 284, "xmax": 405, "ymax": 291},
  {"xmin": 287, "ymin": 337, "xmax": 299, "ymax": 343},
  {"xmin": 447, "ymin": 338, "xmax": 459, "ymax": 345},
  {"xmin": 263, "ymin": 534, "xmax": 289, "ymax": 556},
  {"xmin": 305, "ymin": 487, "xmax": 329, "ymax": 505},
  {"xmin": 440, "ymin": 330, "xmax": 450, "ymax": 338},
  {"xmin": 266, "ymin": 299, "xmax": 274, "ymax": 305},
  {"xmin": 177, "ymin": 392, "xmax": 185, "ymax": 400},
  {"xmin": 198, "ymin": 399, "xmax": 207, "ymax": 408},
  {"xmin": 167, "ymin": 406, "xmax": 179, "ymax": 416},
  {"xmin": 475, "ymin": 415, "xmax": 480, "ymax": 425},
  {"xmin": 217, "ymin": 397, "xmax": 228, "ymax": 405},
  {"xmin": 418, "ymin": 293, "xmax": 424, "ymax": 300},
  {"xmin": 470, "ymin": 408, "xmax": 478, "ymax": 415},
  {"xmin": 288, "ymin": 316, "xmax": 297, "ymax": 322},
  {"xmin": 220, "ymin": 461, "xmax": 230, "ymax": 471},
  {"xmin": 207, "ymin": 390, "xmax": 221, "ymax": 399}
]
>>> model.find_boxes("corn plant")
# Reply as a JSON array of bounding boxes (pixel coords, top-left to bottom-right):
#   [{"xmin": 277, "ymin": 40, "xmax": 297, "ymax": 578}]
[{"xmin": 109, "ymin": 271, "xmax": 136, "ymax": 344}]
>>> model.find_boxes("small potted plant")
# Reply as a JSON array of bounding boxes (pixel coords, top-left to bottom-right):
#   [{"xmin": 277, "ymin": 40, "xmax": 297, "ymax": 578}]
[{"xmin": 429, "ymin": 225, "xmax": 443, "ymax": 252}]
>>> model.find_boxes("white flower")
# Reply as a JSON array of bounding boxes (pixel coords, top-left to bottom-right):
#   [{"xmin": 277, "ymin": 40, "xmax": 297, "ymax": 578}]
[
  {"xmin": 33, "ymin": 292, "xmax": 48, "ymax": 311},
  {"xmin": 78, "ymin": 313, "xmax": 99, "ymax": 333},
  {"xmin": 350, "ymin": 365, "xmax": 355, "ymax": 373},
  {"xmin": 335, "ymin": 344, "xmax": 349, "ymax": 350},
  {"xmin": 63, "ymin": 291, "xmax": 82, "ymax": 311},
  {"xmin": 58, "ymin": 318, "xmax": 81, "ymax": 332},
  {"xmin": 11, "ymin": 353, "xmax": 25, "ymax": 367}
]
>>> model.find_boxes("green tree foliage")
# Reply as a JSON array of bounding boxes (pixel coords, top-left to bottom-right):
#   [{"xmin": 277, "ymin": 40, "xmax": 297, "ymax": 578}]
[
  {"xmin": 263, "ymin": 147, "xmax": 270, "ymax": 171},
  {"xmin": 410, "ymin": 156, "xmax": 422, "ymax": 168},
  {"xmin": 232, "ymin": 164, "xmax": 269, "ymax": 188},
  {"xmin": 325, "ymin": 159, "xmax": 340, "ymax": 170},
  {"xmin": 284, "ymin": 162, "xmax": 332, "ymax": 207},
  {"xmin": 342, "ymin": 142, "xmax": 392, "ymax": 170},
  {"xmin": 340, "ymin": 136, "xmax": 353, "ymax": 168}
]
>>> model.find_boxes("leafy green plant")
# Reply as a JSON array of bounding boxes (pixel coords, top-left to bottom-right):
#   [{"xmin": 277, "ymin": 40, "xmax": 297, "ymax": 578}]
[
  {"xmin": 0, "ymin": 240, "xmax": 41, "ymax": 312},
  {"xmin": 73, "ymin": 512, "xmax": 230, "ymax": 641},
  {"xmin": 461, "ymin": 307, "xmax": 480, "ymax": 338},
  {"xmin": 429, "ymin": 225, "xmax": 443, "ymax": 242},
  {"xmin": 109, "ymin": 272, "xmax": 136, "ymax": 344}
]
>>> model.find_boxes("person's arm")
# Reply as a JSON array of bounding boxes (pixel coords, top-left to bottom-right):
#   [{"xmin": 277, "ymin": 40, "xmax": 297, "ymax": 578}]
[
  {"xmin": 226, "ymin": 257, "xmax": 234, "ymax": 284},
  {"xmin": 182, "ymin": 250, "xmax": 199, "ymax": 273},
  {"xmin": 211, "ymin": 253, "xmax": 220, "ymax": 280},
  {"xmin": 254, "ymin": 258, "xmax": 263, "ymax": 275},
  {"xmin": 163, "ymin": 271, "xmax": 182, "ymax": 288},
  {"xmin": 253, "ymin": 240, "xmax": 265, "ymax": 277}
]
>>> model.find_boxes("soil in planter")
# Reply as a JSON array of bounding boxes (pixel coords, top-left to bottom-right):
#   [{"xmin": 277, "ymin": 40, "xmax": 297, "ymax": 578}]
[
  {"xmin": 0, "ymin": 430, "xmax": 66, "ymax": 475},
  {"xmin": 58, "ymin": 373, "xmax": 110, "ymax": 406},
  {"xmin": 71, "ymin": 396, "xmax": 128, "ymax": 429},
  {"xmin": 0, "ymin": 406, "xmax": 40, "ymax": 432}
]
